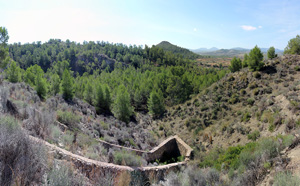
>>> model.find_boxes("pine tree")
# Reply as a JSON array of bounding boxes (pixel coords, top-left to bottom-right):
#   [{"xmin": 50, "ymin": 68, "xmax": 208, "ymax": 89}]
[
  {"xmin": 95, "ymin": 83, "xmax": 105, "ymax": 114},
  {"xmin": 242, "ymin": 53, "xmax": 249, "ymax": 68},
  {"xmin": 50, "ymin": 73, "xmax": 60, "ymax": 96},
  {"xmin": 6, "ymin": 61, "xmax": 20, "ymax": 83},
  {"xmin": 103, "ymin": 84, "xmax": 112, "ymax": 112},
  {"xmin": 24, "ymin": 67, "xmax": 35, "ymax": 86},
  {"xmin": 248, "ymin": 46, "xmax": 264, "ymax": 71},
  {"xmin": 133, "ymin": 88, "xmax": 143, "ymax": 110},
  {"xmin": 284, "ymin": 35, "xmax": 300, "ymax": 54},
  {"xmin": 35, "ymin": 69, "xmax": 47, "ymax": 99},
  {"xmin": 148, "ymin": 89, "xmax": 165, "ymax": 118},
  {"xmin": 267, "ymin": 46, "xmax": 277, "ymax": 59},
  {"xmin": 61, "ymin": 69, "xmax": 74, "ymax": 100},
  {"xmin": 229, "ymin": 57, "xmax": 242, "ymax": 72},
  {"xmin": 113, "ymin": 85, "xmax": 133, "ymax": 123},
  {"xmin": 0, "ymin": 27, "xmax": 9, "ymax": 68},
  {"xmin": 84, "ymin": 80, "xmax": 94, "ymax": 105}
]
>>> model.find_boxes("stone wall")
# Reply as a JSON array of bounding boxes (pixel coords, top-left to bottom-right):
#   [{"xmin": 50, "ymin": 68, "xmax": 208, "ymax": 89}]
[
  {"xmin": 30, "ymin": 135, "xmax": 187, "ymax": 182},
  {"xmin": 96, "ymin": 135, "xmax": 193, "ymax": 162},
  {"xmin": 29, "ymin": 134, "xmax": 193, "ymax": 182}
]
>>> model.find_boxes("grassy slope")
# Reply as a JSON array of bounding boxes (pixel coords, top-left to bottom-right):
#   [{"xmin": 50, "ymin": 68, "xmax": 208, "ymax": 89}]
[{"xmin": 151, "ymin": 54, "xmax": 300, "ymax": 155}]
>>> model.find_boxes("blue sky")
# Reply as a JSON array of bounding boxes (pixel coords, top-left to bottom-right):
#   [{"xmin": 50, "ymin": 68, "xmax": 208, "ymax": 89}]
[{"xmin": 1, "ymin": 0, "xmax": 300, "ymax": 50}]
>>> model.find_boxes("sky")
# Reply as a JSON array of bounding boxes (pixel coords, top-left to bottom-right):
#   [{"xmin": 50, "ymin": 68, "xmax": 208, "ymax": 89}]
[{"xmin": 1, "ymin": 0, "xmax": 300, "ymax": 50}]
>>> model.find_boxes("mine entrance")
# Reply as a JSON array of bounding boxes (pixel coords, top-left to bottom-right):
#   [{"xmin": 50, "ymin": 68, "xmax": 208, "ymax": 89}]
[{"xmin": 150, "ymin": 139, "xmax": 183, "ymax": 164}]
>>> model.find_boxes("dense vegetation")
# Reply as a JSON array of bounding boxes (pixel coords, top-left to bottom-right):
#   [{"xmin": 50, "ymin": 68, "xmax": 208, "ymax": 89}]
[
  {"xmin": 8, "ymin": 39, "xmax": 195, "ymax": 73},
  {"xmin": 1, "ymin": 27, "xmax": 227, "ymax": 123}
]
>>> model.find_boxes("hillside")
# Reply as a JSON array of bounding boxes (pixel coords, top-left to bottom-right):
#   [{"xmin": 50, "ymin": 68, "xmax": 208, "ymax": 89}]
[
  {"xmin": 2, "ymin": 53, "xmax": 300, "ymax": 185},
  {"xmin": 156, "ymin": 41, "xmax": 201, "ymax": 59},
  {"xmin": 1, "ymin": 25, "xmax": 300, "ymax": 185},
  {"xmin": 153, "ymin": 54, "xmax": 300, "ymax": 185}
]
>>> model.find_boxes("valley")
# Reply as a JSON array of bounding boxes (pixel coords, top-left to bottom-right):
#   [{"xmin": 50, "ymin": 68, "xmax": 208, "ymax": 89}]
[{"xmin": 1, "ymin": 25, "xmax": 300, "ymax": 185}]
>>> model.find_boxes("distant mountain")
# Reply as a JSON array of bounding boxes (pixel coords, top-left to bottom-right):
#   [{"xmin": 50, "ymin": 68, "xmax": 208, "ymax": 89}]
[
  {"xmin": 194, "ymin": 47, "xmax": 284, "ymax": 57},
  {"xmin": 192, "ymin": 47, "xmax": 219, "ymax": 53},
  {"xmin": 230, "ymin": 47, "xmax": 249, "ymax": 51},
  {"xmin": 156, "ymin": 41, "xmax": 201, "ymax": 59},
  {"xmin": 260, "ymin": 48, "xmax": 284, "ymax": 53},
  {"xmin": 198, "ymin": 49, "xmax": 248, "ymax": 57}
]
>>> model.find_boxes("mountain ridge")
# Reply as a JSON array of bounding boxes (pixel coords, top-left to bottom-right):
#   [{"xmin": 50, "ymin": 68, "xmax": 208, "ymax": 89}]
[
  {"xmin": 192, "ymin": 47, "xmax": 284, "ymax": 57},
  {"xmin": 156, "ymin": 41, "xmax": 201, "ymax": 59}
]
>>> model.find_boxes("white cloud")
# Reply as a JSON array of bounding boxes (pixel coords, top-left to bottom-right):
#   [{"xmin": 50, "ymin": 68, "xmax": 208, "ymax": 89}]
[
  {"xmin": 258, "ymin": 26, "xmax": 263, "ymax": 29},
  {"xmin": 193, "ymin": 28, "xmax": 197, "ymax": 32},
  {"xmin": 240, "ymin": 25, "xmax": 257, "ymax": 31}
]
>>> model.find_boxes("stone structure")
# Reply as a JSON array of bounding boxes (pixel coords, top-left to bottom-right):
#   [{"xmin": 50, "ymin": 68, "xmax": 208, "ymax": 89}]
[
  {"xmin": 29, "ymin": 134, "xmax": 193, "ymax": 182},
  {"xmin": 97, "ymin": 135, "xmax": 193, "ymax": 163}
]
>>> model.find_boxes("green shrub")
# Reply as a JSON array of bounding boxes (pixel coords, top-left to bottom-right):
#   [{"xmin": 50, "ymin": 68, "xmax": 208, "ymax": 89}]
[
  {"xmin": 253, "ymin": 72, "xmax": 261, "ymax": 78},
  {"xmin": 258, "ymin": 138, "xmax": 280, "ymax": 159},
  {"xmin": 253, "ymin": 88, "xmax": 259, "ymax": 95},
  {"xmin": 247, "ymin": 98, "xmax": 255, "ymax": 105},
  {"xmin": 247, "ymin": 130, "xmax": 260, "ymax": 141},
  {"xmin": 240, "ymin": 89, "xmax": 246, "ymax": 95},
  {"xmin": 201, "ymin": 106, "xmax": 209, "ymax": 111},
  {"xmin": 216, "ymin": 145, "xmax": 244, "ymax": 170},
  {"xmin": 248, "ymin": 82, "xmax": 257, "ymax": 89},
  {"xmin": 194, "ymin": 101, "xmax": 200, "ymax": 107},
  {"xmin": 57, "ymin": 110, "xmax": 81, "ymax": 128},
  {"xmin": 199, "ymin": 147, "xmax": 224, "ymax": 169},
  {"xmin": 269, "ymin": 123, "xmax": 275, "ymax": 132},
  {"xmin": 228, "ymin": 97, "xmax": 238, "ymax": 104},
  {"xmin": 128, "ymin": 138, "xmax": 137, "ymax": 147},
  {"xmin": 185, "ymin": 117, "xmax": 201, "ymax": 131},
  {"xmin": 263, "ymin": 162, "xmax": 271, "ymax": 169},
  {"xmin": 238, "ymin": 143, "xmax": 258, "ymax": 168},
  {"xmin": 241, "ymin": 112, "xmax": 251, "ymax": 122},
  {"xmin": 77, "ymin": 133, "xmax": 94, "ymax": 148},
  {"xmin": 193, "ymin": 98, "xmax": 199, "ymax": 103},
  {"xmin": 62, "ymin": 131, "xmax": 74, "ymax": 146},
  {"xmin": 228, "ymin": 75, "xmax": 235, "ymax": 81},
  {"xmin": 113, "ymin": 150, "xmax": 144, "ymax": 166},
  {"xmin": 50, "ymin": 124, "xmax": 61, "ymax": 143},
  {"xmin": 100, "ymin": 121, "xmax": 109, "ymax": 130},
  {"xmin": 277, "ymin": 134, "xmax": 294, "ymax": 148}
]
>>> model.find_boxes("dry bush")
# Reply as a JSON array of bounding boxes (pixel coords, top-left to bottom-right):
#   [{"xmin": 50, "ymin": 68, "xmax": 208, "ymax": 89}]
[
  {"xmin": 161, "ymin": 166, "xmax": 224, "ymax": 186},
  {"xmin": 94, "ymin": 169, "xmax": 117, "ymax": 186},
  {"xmin": 129, "ymin": 170, "xmax": 149, "ymax": 186},
  {"xmin": 0, "ymin": 116, "xmax": 46, "ymax": 186},
  {"xmin": 0, "ymin": 87, "xmax": 8, "ymax": 113},
  {"xmin": 273, "ymin": 171, "xmax": 300, "ymax": 186},
  {"xmin": 23, "ymin": 108, "xmax": 55, "ymax": 139},
  {"xmin": 116, "ymin": 171, "xmax": 131, "ymax": 186},
  {"xmin": 46, "ymin": 161, "xmax": 84, "ymax": 186}
]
